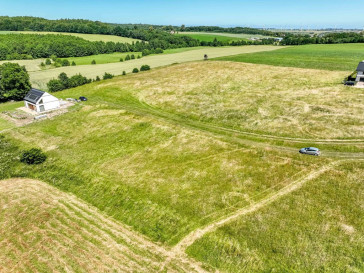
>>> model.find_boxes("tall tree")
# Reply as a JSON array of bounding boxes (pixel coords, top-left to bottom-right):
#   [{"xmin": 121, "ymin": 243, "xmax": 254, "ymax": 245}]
[{"xmin": 0, "ymin": 62, "xmax": 31, "ymax": 101}]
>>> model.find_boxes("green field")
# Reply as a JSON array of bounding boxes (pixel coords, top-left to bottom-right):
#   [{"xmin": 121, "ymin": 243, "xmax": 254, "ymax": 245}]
[
  {"xmin": 0, "ymin": 31, "xmax": 141, "ymax": 43},
  {"xmin": 65, "ymin": 48, "xmax": 206, "ymax": 66},
  {"xmin": 28, "ymin": 45, "xmax": 282, "ymax": 89},
  {"xmin": 67, "ymin": 52, "xmax": 142, "ymax": 65},
  {"xmin": 178, "ymin": 32, "xmax": 270, "ymax": 42},
  {"xmin": 216, "ymin": 43, "xmax": 364, "ymax": 71},
  {"xmin": 187, "ymin": 161, "xmax": 364, "ymax": 272},
  {"xmin": 1, "ymin": 43, "xmax": 364, "ymax": 272}
]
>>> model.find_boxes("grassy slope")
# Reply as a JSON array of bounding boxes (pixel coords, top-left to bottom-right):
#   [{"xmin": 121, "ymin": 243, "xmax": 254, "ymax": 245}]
[
  {"xmin": 215, "ymin": 43, "xmax": 364, "ymax": 71},
  {"xmin": 187, "ymin": 161, "xmax": 364, "ymax": 273},
  {"xmin": 0, "ymin": 30, "xmax": 141, "ymax": 43},
  {"xmin": 112, "ymin": 61, "xmax": 363, "ymax": 140},
  {"xmin": 0, "ymin": 102, "xmax": 23, "ymax": 131},
  {"xmin": 28, "ymin": 45, "xmax": 282, "ymax": 89},
  {"xmin": 0, "ymin": 178, "xmax": 201, "ymax": 272},
  {"xmin": 6, "ymin": 97, "xmax": 324, "ymax": 245}
]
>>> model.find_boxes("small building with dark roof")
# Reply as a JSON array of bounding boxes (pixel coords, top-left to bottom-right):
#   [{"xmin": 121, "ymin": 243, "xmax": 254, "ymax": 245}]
[
  {"xmin": 24, "ymin": 88, "xmax": 60, "ymax": 112},
  {"xmin": 356, "ymin": 61, "xmax": 364, "ymax": 87}
]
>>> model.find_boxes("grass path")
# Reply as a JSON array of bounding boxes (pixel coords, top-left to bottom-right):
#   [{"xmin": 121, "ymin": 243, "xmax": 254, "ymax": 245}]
[
  {"xmin": 96, "ymin": 96, "xmax": 364, "ymax": 157},
  {"xmin": 162, "ymin": 160, "xmax": 344, "ymax": 267},
  {"xmin": 29, "ymin": 46, "xmax": 283, "ymax": 89}
]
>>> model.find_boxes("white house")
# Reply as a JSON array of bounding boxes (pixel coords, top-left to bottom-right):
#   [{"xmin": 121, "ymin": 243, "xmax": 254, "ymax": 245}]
[
  {"xmin": 24, "ymin": 89, "xmax": 60, "ymax": 113},
  {"xmin": 355, "ymin": 61, "xmax": 364, "ymax": 87}
]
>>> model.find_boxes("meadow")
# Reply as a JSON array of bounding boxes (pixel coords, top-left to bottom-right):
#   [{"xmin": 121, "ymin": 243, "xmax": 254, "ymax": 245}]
[
  {"xmin": 187, "ymin": 161, "xmax": 364, "ymax": 272},
  {"xmin": 0, "ymin": 43, "xmax": 363, "ymax": 272},
  {"xmin": 114, "ymin": 61, "xmax": 363, "ymax": 140},
  {"xmin": 0, "ymin": 30, "xmax": 141, "ymax": 43},
  {"xmin": 178, "ymin": 32, "xmax": 270, "ymax": 42},
  {"xmin": 216, "ymin": 43, "xmax": 364, "ymax": 71}
]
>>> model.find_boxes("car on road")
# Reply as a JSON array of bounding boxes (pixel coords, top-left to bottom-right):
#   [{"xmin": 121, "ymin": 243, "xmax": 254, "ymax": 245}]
[{"xmin": 299, "ymin": 147, "xmax": 321, "ymax": 156}]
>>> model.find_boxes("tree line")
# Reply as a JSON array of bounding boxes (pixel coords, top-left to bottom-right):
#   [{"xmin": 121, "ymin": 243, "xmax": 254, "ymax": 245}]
[
  {"xmin": 281, "ymin": 32, "xmax": 364, "ymax": 45},
  {"xmin": 0, "ymin": 33, "xmax": 179, "ymax": 60}
]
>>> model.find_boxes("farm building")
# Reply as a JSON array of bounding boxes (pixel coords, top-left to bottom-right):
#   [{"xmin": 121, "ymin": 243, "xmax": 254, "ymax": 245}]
[
  {"xmin": 356, "ymin": 61, "xmax": 364, "ymax": 87},
  {"xmin": 24, "ymin": 89, "xmax": 60, "ymax": 113}
]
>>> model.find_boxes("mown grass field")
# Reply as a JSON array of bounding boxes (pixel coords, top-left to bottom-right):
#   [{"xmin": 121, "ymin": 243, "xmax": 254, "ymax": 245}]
[
  {"xmin": 67, "ymin": 52, "xmax": 142, "ymax": 65},
  {"xmin": 0, "ymin": 178, "xmax": 204, "ymax": 272},
  {"xmin": 187, "ymin": 161, "xmax": 364, "ymax": 272},
  {"xmin": 65, "ymin": 48, "xmax": 205, "ymax": 66},
  {"xmin": 0, "ymin": 30, "xmax": 141, "ymax": 43},
  {"xmin": 178, "ymin": 32, "xmax": 270, "ymax": 42},
  {"xmin": 216, "ymin": 43, "xmax": 364, "ymax": 71},
  {"xmin": 28, "ymin": 45, "xmax": 282, "ymax": 89}
]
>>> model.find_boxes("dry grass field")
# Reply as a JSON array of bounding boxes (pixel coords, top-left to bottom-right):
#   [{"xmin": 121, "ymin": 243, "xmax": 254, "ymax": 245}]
[{"xmin": 104, "ymin": 61, "xmax": 363, "ymax": 140}]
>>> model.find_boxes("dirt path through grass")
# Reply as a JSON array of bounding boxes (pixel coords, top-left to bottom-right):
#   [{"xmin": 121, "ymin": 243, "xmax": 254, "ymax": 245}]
[{"xmin": 161, "ymin": 161, "xmax": 344, "ymax": 268}]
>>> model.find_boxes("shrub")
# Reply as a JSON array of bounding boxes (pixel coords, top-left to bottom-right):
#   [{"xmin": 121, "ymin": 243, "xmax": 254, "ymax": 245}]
[
  {"xmin": 45, "ymin": 58, "xmax": 52, "ymax": 65},
  {"xmin": 50, "ymin": 55, "xmax": 57, "ymax": 62},
  {"xmin": 95, "ymin": 76, "xmax": 101, "ymax": 81},
  {"xmin": 131, "ymin": 54, "xmax": 135, "ymax": 59},
  {"xmin": 125, "ymin": 54, "xmax": 131, "ymax": 61},
  {"xmin": 91, "ymin": 59, "xmax": 96, "ymax": 65},
  {"xmin": 140, "ymin": 65, "xmax": 151, "ymax": 71},
  {"xmin": 103, "ymin": 72, "xmax": 114, "ymax": 80},
  {"xmin": 120, "ymin": 58, "xmax": 124, "ymax": 62},
  {"xmin": 47, "ymin": 79, "xmax": 65, "ymax": 92},
  {"xmin": 40, "ymin": 62, "xmax": 45, "ymax": 67},
  {"xmin": 142, "ymin": 49, "xmax": 150, "ymax": 56},
  {"xmin": 71, "ymin": 61, "xmax": 76, "ymax": 66},
  {"xmin": 20, "ymin": 148, "xmax": 47, "ymax": 165},
  {"xmin": 61, "ymin": 59, "xmax": 70, "ymax": 66},
  {"xmin": 122, "ymin": 71, "xmax": 126, "ymax": 76},
  {"xmin": 132, "ymin": 68, "xmax": 139, "ymax": 73},
  {"xmin": 61, "ymin": 59, "xmax": 71, "ymax": 66},
  {"xmin": 137, "ymin": 55, "xmax": 141, "ymax": 59}
]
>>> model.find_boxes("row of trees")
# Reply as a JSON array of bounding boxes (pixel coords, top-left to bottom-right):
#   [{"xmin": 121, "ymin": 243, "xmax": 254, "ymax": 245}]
[
  {"xmin": 0, "ymin": 63, "xmax": 31, "ymax": 101},
  {"xmin": 47, "ymin": 72, "xmax": 91, "ymax": 92},
  {"xmin": 281, "ymin": 32, "xmax": 364, "ymax": 45},
  {"xmin": 0, "ymin": 33, "xmax": 167, "ymax": 60}
]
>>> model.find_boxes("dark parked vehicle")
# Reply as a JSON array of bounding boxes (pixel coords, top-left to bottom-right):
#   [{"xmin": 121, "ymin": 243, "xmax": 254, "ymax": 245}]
[
  {"xmin": 299, "ymin": 147, "xmax": 321, "ymax": 156},
  {"xmin": 79, "ymin": 96, "xmax": 88, "ymax": 101}
]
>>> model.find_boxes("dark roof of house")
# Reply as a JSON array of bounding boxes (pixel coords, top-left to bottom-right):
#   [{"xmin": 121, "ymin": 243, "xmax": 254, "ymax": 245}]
[
  {"xmin": 357, "ymin": 61, "xmax": 364, "ymax": 72},
  {"xmin": 24, "ymin": 88, "xmax": 45, "ymax": 104}
]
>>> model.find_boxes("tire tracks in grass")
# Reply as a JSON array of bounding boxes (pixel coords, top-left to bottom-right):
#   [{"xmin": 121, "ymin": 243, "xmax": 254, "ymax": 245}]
[
  {"xmin": 100, "ymin": 98, "xmax": 364, "ymax": 159},
  {"xmin": 160, "ymin": 160, "xmax": 345, "ymax": 270}
]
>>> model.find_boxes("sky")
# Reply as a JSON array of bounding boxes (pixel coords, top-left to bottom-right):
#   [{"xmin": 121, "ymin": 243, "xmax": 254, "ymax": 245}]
[{"xmin": 0, "ymin": 0, "xmax": 363, "ymax": 29}]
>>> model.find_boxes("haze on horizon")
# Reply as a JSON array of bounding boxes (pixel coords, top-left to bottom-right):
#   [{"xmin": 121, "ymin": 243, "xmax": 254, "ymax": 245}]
[{"xmin": 0, "ymin": 0, "xmax": 363, "ymax": 29}]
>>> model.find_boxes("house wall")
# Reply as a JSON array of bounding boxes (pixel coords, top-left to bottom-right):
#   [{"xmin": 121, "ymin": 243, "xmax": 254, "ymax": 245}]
[
  {"xmin": 356, "ymin": 71, "xmax": 364, "ymax": 82},
  {"xmin": 37, "ymin": 93, "xmax": 60, "ymax": 112}
]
